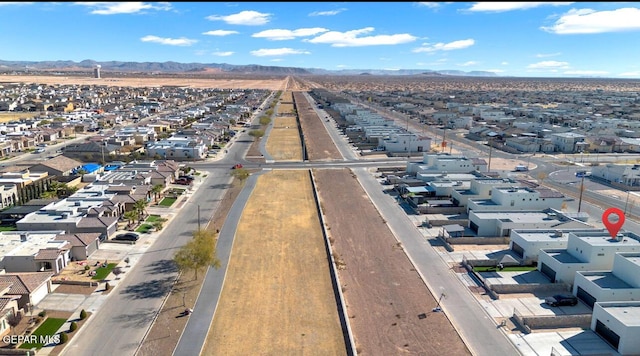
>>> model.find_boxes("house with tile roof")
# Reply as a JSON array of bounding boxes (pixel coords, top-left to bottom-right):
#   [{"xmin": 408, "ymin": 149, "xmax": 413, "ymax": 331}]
[
  {"xmin": 0, "ymin": 272, "xmax": 54, "ymax": 311},
  {"xmin": 29, "ymin": 155, "xmax": 83, "ymax": 177}
]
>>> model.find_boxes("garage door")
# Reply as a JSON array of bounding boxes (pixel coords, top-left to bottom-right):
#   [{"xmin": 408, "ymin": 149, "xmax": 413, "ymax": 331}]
[
  {"xmin": 595, "ymin": 320, "xmax": 620, "ymax": 350},
  {"xmin": 540, "ymin": 262, "xmax": 556, "ymax": 282},
  {"xmin": 511, "ymin": 242, "xmax": 524, "ymax": 258},
  {"xmin": 576, "ymin": 287, "xmax": 596, "ymax": 308}
]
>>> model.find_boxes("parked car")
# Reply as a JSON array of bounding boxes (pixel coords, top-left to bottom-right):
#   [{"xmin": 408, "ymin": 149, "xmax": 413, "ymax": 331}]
[
  {"xmin": 179, "ymin": 175, "xmax": 195, "ymax": 182},
  {"xmin": 231, "ymin": 163, "xmax": 243, "ymax": 169},
  {"xmin": 175, "ymin": 178, "xmax": 191, "ymax": 185},
  {"xmin": 114, "ymin": 232, "xmax": 139, "ymax": 242},
  {"xmin": 544, "ymin": 294, "xmax": 578, "ymax": 307}
]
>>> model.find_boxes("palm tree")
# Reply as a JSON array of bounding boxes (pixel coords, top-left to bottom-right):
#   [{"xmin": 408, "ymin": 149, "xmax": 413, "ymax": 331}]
[
  {"xmin": 123, "ymin": 210, "xmax": 137, "ymax": 229},
  {"xmin": 151, "ymin": 184, "xmax": 164, "ymax": 203},
  {"xmin": 133, "ymin": 199, "xmax": 149, "ymax": 223}
]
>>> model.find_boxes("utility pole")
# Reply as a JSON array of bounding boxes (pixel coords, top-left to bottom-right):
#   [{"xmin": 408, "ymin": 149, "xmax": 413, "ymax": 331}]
[
  {"xmin": 197, "ymin": 204, "xmax": 201, "ymax": 231},
  {"xmin": 487, "ymin": 138, "xmax": 493, "ymax": 172},
  {"xmin": 577, "ymin": 174, "xmax": 585, "ymax": 212},
  {"xmin": 625, "ymin": 191, "xmax": 631, "ymax": 216}
]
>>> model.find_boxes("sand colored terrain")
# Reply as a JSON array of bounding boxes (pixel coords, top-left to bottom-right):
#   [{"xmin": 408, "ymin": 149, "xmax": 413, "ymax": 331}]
[
  {"xmin": 279, "ymin": 90, "xmax": 294, "ymax": 103},
  {"xmin": 202, "ymin": 170, "xmax": 346, "ymax": 355},
  {"xmin": 0, "ymin": 74, "xmax": 286, "ymax": 90},
  {"xmin": 293, "ymin": 91, "xmax": 343, "ymax": 160},
  {"xmin": 265, "ymin": 117, "xmax": 303, "ymax": 161},
  {"xmin": 313, "ymin": 168, "xmax": 471, "ymax": 355},
  {"xmin": 277, "ymin": 103, "xmax": 295, "ymax": 116}
]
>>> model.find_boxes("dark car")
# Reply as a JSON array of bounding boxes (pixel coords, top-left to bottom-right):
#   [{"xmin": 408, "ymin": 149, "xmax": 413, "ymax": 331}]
[
  {"xmin": 175, "ymin": 178, "xmax": 191, "ymax": 185},
  {"xmin": 179, "ymin": 175, "xmax": 195, "ymax": 182},
  {"xmin": 114, "ymin": 232, "xmax": 139, "ymax": 242},
  {"xmin": 544, "ymin": 294, "xmax": 578, "ymax": 307}
]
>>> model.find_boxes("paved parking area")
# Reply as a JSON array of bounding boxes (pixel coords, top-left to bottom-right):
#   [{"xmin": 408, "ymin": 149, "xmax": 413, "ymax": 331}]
[{"xmin": 37, "ymin": 293, "xmax": 87, "ymax": 312}]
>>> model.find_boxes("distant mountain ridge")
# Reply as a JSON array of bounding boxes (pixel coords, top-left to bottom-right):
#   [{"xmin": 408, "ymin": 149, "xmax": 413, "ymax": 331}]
[{"xmin": 0, "ymin": 59, "xmax": 498, "ymax": 77}]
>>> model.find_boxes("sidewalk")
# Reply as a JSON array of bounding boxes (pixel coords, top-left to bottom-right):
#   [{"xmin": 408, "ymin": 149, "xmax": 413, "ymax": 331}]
[{"xmin": 34, "ymin": 172, "xmax": 209, "ymax": 355}]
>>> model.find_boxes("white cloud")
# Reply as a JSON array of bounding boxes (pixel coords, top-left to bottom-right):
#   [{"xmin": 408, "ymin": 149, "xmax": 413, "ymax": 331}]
[
  {"xmin": 527, "ymin": 61, "xmax": 570, "ymax": 69},
  {"xmin": 309, "ymin": 8, "xmax": 346, "ymax": 16},
  {"xmin": 620, "ymin": 71, "xmax": 640, "ymax": 77},
  {"xmin": 501, "ymin": 61, "xmax": 509, "ymax": 65},
  {"xmin": 336, "ymin": 64, "xmax": 349, "ymax": 68},
  {"xmin": 458, "ymin": 61, "xmax": 478, "ymax": 67},
  {"xmin": 212, "ymin": 51, "xmax": 234, "ymax": 57},
  {"xmin": 466, "ymin": 2, "xmax": 573, "ymax": 12},
  {"xmin": 140, "ymin": 35, "xmax": 197, "ymax": 46},
  {"xmin": 206, "ymin": 10, "xmax": 271, "ymax": 25},
  {"xmin": 250, "ymin": 48, "xmax": 311, "ymax": 57},
  {"xmin": 202, "ymin": 30, "xmax": 239, "ymax": 36},
  {"xmin": 252, "ymin": 28, "xmax": 329, "ymax": 41},
  {"xmin": 536, "ymin": 52, "xmax": 562, "ymax": 58},
  {"xmin": 270, "ymin": 59, "xmax": 284, "ymax": 62},
  {"xmin": 74, "ymin": 2, "xmax": 172, "ymax": 15},
  {"xmin": 563, "ymin": 70, "xmax": 609, "ymax": 75},
  {"xmin": 0, "ymin": 2, "xmax": 34, "ymax": 6},
  {"xmin": 416, "ymin": 2, "xmax": 443, "ymax": 9},
  {"xmin": 541, "ymin": 8, "xmax": 640, "ymax": 34},
  {"xmin": 306, "ymin": 27, "xmax": 417, "ymax": 47},
  {"xmin": 413, "ymin": 39, "xmax": 475, "ymax": 53},
  {"xmin": 485, "ymin": 69, "xmax": 506, "ymax": 73}
]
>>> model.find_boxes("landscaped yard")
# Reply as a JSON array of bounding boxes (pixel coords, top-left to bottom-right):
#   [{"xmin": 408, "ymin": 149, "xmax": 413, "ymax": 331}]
[
  {"xmin": 0, "ymin": 226, "xmax": 17, "ymax": 231},
  {"xmin": 159, "ymin": 197, "xmax": 176, "ymax": 207},
  {"xmin": 92, "ymin": 263, "xmax": 117, "ymax": 280},
  {"xmin": 19, "ymin": 317, "xmax": 66, "ymax": 349}
]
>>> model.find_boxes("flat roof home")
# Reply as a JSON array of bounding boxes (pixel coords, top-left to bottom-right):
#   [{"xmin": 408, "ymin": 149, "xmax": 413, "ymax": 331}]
[{"xmin": 538, "ymin": 231, "xmax": 640, "ymax": 286}]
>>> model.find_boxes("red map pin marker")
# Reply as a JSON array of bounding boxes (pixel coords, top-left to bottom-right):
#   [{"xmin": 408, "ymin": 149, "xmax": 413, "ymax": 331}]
[{"xmin": 602, "ymin": 207, "xmax": 625, "ymax": 238}]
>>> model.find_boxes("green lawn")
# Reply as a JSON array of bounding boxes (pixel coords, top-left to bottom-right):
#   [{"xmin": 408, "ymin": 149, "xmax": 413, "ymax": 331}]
[
  {"xmin": 92, "ymin": 263, "xmax": 118, "ymax": 280},
  {"xmin": 19, "ymin": 317, "xmax": 66, "ymax": 349},
  {"xmin": 146, "ymin": 214, "xmax": 161, "ymax": 222},
  {"xmin": 136, "ymin": 224, "xmax": 152, "ymax": 233},
  {"xmin": 159, "ymin": 197, "xmax": 176, "ymax": 207},
  {"xmin": 0, "ymin": 226, "xmax": 17, "ymax": 231},
  {"xmin": 473, "ymin": 266, "xmax": 538, "ymax": 272}
]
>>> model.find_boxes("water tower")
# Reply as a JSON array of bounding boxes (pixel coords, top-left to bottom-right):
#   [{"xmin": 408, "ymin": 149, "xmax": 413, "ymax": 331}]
[{"xmin": 94, "ymin": 64, "xmax": 101, "ymax": 79}]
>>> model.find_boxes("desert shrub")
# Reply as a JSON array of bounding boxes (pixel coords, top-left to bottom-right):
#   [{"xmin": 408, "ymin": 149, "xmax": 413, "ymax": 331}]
[
  {"xmin": 69, "ymin": 322, "xmax": 77, "ymax": 332},
  {"xmin": 38, "ymin": 310, "xmax": 46, "ymax": 318},
  {"xmin": 79, "ymin": 309, "xmax": 87, "ymax": 320},
  {"xmin": 59, "ymin": 332, "xmax": 68, "ymax": 344}
]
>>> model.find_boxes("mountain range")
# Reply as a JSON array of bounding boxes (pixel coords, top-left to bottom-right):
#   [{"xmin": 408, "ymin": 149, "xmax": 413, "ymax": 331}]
[{"xmin": 0, "ymin": 59, "xmax": 498, "ymax": 77}]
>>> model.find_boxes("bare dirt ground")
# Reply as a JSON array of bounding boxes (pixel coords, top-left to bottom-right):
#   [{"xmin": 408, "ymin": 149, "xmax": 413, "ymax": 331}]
[
  {"xmin": 294, "ymin": 91, "xmax": 343, "ymax": 160},
  {"xmin": 0, "ymin": 74, "xmax": 286, "ymax": 90},
  {"xmin": 313, "ymin": 168, "xmax": 471, "ymax": 356},
  {"xmin": 202, "ymin": 170, "xmax": 346, "ymax": 355},
  {"xmin": 265, "ymin": 117, "xmax": 303, "ymax": 161}
]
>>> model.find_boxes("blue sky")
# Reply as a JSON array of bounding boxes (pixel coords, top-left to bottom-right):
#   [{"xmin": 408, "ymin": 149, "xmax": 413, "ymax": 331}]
[{"xmin": 1, "ymin": 2, "xmax": 640, "ymax": 78}]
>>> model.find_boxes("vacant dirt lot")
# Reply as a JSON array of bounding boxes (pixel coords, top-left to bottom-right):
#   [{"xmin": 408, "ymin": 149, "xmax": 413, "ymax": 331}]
[
  {"xmin": 266, "ymin": 117, "xmax": 303, "ymax": 161},
  {"xmin": 294, "ymin": 91, "xmax": 343, "ymax": 160},
  {"xmin": 202, "ymin": 170, "xmax": 346, "ymax": 355},
  {"xmin": 313, "ymin": 168, "xmax": 471, "ymax": 356},
  {"xmin": 0, "ymin": 74, "xmax": 286, "ymax": 90}
]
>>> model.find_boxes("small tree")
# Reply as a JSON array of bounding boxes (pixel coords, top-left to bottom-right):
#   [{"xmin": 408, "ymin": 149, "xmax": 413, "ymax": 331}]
[
  {"xmin": 230, "ymin": 168, "xmax": 249, "ymax": 184},
  {"xmin": 112, "ymin": 267, "xmax": 123, "ymax": 280},
  {"xmin": 7, "ymin": 313, "xmax": 21, "ymax": 335},
  {"xmin": 79, "ymin": 309, "xmax": 87, "ymax": 320},
  {"xmin": 173, "ymin": 229, "xmax": 221, "ymax": 280},
  {"xmin": 248, "ymin": 129, "xmax": 264, "ymax": 138},
  {"xmin": 69, "ymin": 321, "xmax": 78, "ymax": 332}
]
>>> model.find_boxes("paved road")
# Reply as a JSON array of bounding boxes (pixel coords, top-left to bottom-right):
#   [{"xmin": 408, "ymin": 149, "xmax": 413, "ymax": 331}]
[
  {"xmin": 353, "ymin": 167, "xmax": 521, "ymax": 356},
  {"xmin": 61, "ymin": 109, "xmax": 259, "ymax": 356},
  {"xmin": 61, "ymin": 168, "xmax": 232, "ymax": 356},
  {"xmin": 173, "ymin": 170, "xmax": 265, "ymax": 355}
]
